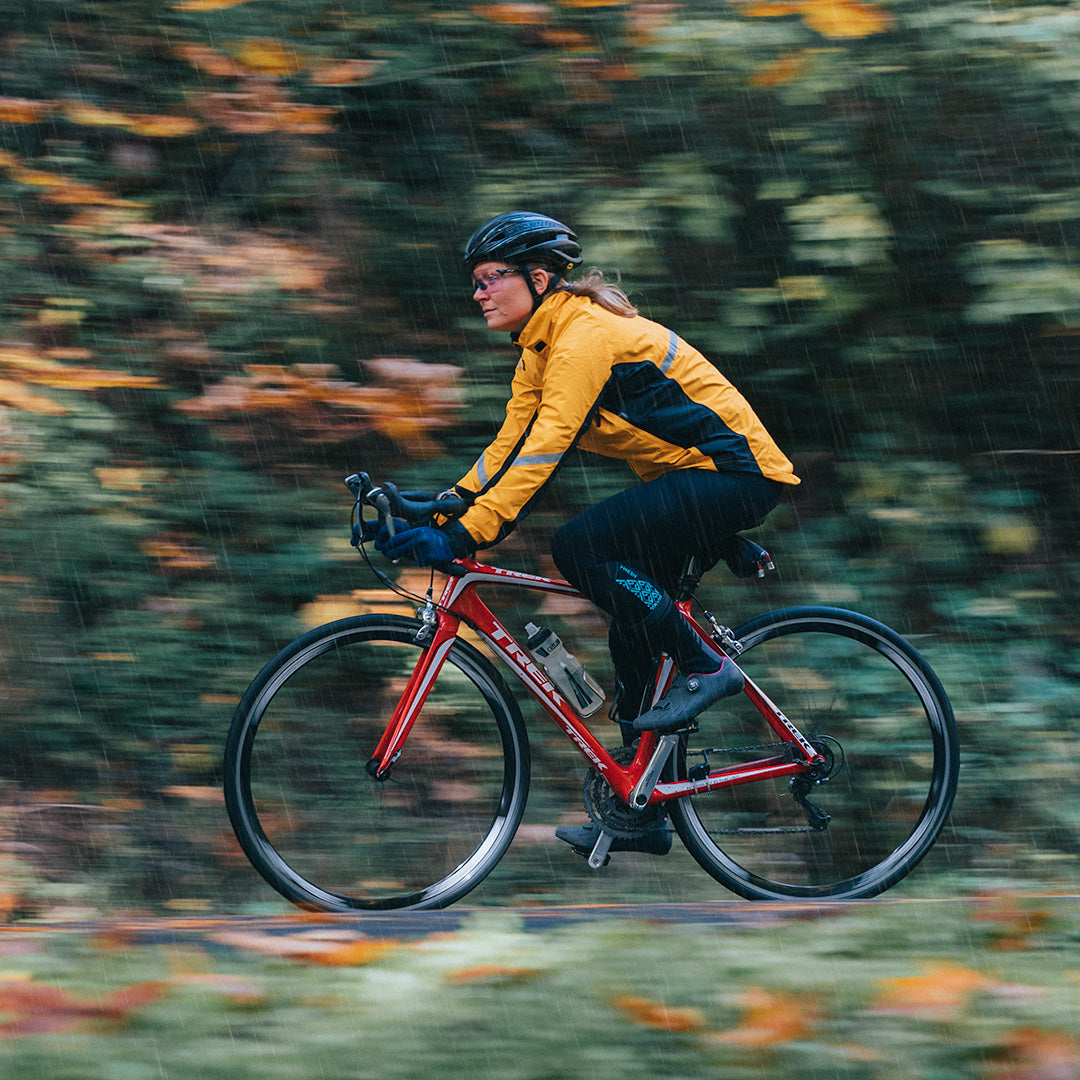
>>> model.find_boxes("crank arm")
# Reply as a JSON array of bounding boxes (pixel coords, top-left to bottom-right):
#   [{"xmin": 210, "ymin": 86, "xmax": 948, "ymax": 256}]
[
  {"xmin": 628, "ymin": 734, "xmax": 681, "ymax": 809},
  {"xmin": 588, "ymin": 829, "xmax": 614, "ymax": 869}
]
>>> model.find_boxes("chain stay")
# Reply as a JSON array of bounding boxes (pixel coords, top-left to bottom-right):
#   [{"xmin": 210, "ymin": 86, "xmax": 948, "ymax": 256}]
[{"xmin": 693, "ymin": 737, "xmax": 838, "ymax": 836}]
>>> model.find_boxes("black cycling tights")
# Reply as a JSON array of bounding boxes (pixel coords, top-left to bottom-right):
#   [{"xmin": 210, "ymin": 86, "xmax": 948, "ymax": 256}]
[{"xmin": 550, "ymin": 469, "xmax": 780, "ymax": 720}]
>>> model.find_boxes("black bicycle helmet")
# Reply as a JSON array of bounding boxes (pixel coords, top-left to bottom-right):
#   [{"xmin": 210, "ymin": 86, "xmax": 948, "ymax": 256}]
[{"xmin": 464, "ymin": 211, "xmax": 583, "ymax": 272}]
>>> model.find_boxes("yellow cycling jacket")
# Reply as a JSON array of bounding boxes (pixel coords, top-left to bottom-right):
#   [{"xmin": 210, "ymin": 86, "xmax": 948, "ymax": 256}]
[{"xmin": 453, "ymin": 291, "xmax": 799, "ymax": 548}]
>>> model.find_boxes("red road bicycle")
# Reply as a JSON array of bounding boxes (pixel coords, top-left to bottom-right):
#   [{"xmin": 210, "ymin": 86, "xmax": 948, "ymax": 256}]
[{"xmin": 224, "ymin": 473, "xmax": 959, "ymax": 911}]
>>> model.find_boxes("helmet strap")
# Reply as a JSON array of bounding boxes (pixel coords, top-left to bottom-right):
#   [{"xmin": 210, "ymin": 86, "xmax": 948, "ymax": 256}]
[{"xmin": 519, "ymin": 266, "xmax": 564, "ymax": 312}]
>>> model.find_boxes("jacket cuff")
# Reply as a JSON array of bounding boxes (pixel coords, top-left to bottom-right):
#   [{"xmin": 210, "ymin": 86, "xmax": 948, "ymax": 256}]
[{"xmin": 441, "ymin": 519, "xmax": 477, "ymax": 559}]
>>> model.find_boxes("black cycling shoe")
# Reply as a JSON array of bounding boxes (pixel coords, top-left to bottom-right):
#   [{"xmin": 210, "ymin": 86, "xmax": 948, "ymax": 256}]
[
  {"xmin": 632, "ymin": 657, "xmax": 744, "ymax": 734},
  {"xmin": 555, "ymin": 822, "xmax": 672, "ymax": 856}
]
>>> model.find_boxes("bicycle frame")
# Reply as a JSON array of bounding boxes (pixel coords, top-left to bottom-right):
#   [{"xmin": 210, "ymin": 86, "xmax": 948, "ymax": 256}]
[{"xmin": 367, "ymin": 557, "xmax": 824, "ymax": 809}]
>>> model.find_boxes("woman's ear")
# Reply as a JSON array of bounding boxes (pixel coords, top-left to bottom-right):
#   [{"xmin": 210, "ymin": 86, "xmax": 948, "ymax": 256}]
[{"xmin": 530, "ymin": 267, "xmax": 553, "ymax": 294}]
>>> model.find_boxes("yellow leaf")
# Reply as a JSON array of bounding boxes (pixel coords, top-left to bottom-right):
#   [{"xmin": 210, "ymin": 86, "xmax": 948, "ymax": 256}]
[
  {"xmin": 982, "ymin": 519, "xmax": 1039, "ymax": 556},
  {"xmin": 0, "ymin": 379, "xmax": 67, "ymax": 415},
  {"xmin": 24, "ymin": 367, "xmax": 161, "ymax": 391},
  {"xmin": 798, "ymin": 0, "xmax": 892, "ymax": 38},
  {"xmin": 61, "ymin": 102, "xmax": 133, "ymax": 128},
  {"xmin": 227, "ymin": 39, "xmax": 305, "ymax": 76},
  {"xmin": 739, "ymin": 1, "xmax": 805, "ymax": 16},
  {"xmin": 95, "ymin": 467, "xmax": 162, "ymax": 491},
  {"xmin": 124, "ymin": 114, "xmax": 203, "ymax": 138}
]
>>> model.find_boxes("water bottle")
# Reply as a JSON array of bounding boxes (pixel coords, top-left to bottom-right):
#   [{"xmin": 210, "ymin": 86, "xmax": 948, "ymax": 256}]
[{"xmin": 525, "ymin": 622, "xmax": 606, "ymax": 718}]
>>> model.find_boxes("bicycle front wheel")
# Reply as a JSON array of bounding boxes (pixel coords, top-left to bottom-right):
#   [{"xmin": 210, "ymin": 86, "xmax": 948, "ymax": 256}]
[
  {"xmin": 225, "ymin": 614, "xmax": 530, "ymax": 911},
  {"xmin": 669, "ymin": 607, "xmax": 958, "ymax": 901}
]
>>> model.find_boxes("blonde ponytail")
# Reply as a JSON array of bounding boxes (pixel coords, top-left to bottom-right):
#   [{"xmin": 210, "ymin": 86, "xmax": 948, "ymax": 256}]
[{"xmin": 557, "ymin": 268, "xmax": 638, "ymax": 317}]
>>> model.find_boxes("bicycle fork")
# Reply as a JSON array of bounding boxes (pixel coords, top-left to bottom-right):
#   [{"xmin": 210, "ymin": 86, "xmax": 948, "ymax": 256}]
[{"xmin": 366, "ymin": 616, "xmax": 460, "ymax": 779}]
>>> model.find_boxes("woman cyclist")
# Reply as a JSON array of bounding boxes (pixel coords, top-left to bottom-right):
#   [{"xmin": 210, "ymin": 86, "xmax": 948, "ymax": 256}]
[{"xmin": 377, "ymin": 211, "xmax": 799, "ymax": 855}]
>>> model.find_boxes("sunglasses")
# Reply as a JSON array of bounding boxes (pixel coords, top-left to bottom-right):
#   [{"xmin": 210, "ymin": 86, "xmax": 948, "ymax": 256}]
[{"xmin": 471, "ymin": 268, "xmax": 520, "ymax": 294}]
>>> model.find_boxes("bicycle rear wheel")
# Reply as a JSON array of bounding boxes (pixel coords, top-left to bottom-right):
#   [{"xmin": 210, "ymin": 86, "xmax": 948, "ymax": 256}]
[
  {"xmin": 668, "ymin": 607, "xmax": 958, "ymax": 900},
  {"xmin": 225, "ymin": 614, "xmax": 530, "ymax": 911}
]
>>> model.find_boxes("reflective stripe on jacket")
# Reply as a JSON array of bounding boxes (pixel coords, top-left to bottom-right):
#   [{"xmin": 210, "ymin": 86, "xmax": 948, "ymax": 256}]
[{"xmin": 454, "ymin": 291, "xmax": 799, "ymax": 548}]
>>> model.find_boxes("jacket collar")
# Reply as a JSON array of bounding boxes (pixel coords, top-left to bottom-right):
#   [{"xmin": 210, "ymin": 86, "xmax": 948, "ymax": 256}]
[{"xmin": 511, "ymin": 290, "xmax": 577, "ymax": 353}]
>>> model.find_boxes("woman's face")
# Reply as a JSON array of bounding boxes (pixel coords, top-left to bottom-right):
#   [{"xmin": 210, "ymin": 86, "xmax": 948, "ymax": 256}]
[{"xmin": 471, "ymin": 261, "xmax": 551, "ymax": 333}]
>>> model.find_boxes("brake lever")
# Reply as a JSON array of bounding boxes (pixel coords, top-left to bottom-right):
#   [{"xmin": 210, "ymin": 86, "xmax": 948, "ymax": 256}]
[{"xmin": 367, "ymin": 488, "xmax": 396, "ymax": 538}]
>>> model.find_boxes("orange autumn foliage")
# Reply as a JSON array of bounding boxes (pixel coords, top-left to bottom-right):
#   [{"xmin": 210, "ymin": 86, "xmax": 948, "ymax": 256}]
[
  {"xmin": 173, "ymin": 42, "xmax": 250, "ymax": 78},
  {"xmin": 472, "ymin": 4, "xmax": 552, "ymax": 25},
  {"xmin": 986, "ymin": 1027, "xmax": 1080, "ymax": 1080},
  {"xmin": 210, "ymin": 929, "xmax": 400, "ymax": 967},
  {"xmin": 176, "ymin": 358, "xmax": 462, "ymax": 456},
  {"xmin": 0, "ymin": 150, "xmax": 137, "ymax": 208},
  {"xmin": 0, "ymin": 97, "xmax": 52, "ymax": 124},
  {"xmin": 0, "ymin": 978, "xmax": 165, "ymax": 1038},
  {"xmin": 0, "ymin": 348, "xmax": 162, "ymax": 416},
  {"xmin": 191, "ymin": 86, "xmax": 338, "ymax": 135},
  {"xmin": 0, "ymin": 379, "xmax": 68, "ymax": 415},
  {"xmin": 61, "ymin": 102, "xmax": 201, "ymax": 137},
  {"xmin": 740, "ymin": 0, "xmax": 893, "ymax": 39},
  {"xmin": 871, "ymin": 960, "xmax": 998, "ymax": 1019},
  {"xmin": 709, "ymin": 986, "xmax": 820, "ymax": 1047},
  {"xmin": 750, "ymin": 50, "xmax": 812, "ymax": 87},
  {"xmin": 309, "ymin": 58, "xmax": 384, "ymax": 86},
  {"xmin": 140, "ymin": 534, "xmax": 217, "ymax": 572},
  {"xmin": 225, "ymin": 39, "xmax": 305, "ymax": 77},
  {"xmin": 972, "ymin": 892, "xmax": 1054, "ymax": 951},
  {"xmin": 611, "ymin": 995, "xmax": 707, "ymax": 1033}
]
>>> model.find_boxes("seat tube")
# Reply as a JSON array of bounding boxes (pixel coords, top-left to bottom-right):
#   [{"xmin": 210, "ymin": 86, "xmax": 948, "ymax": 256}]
[{"xmin": 368, "ymin": 617, "xmax": 460, "ymax": 777}]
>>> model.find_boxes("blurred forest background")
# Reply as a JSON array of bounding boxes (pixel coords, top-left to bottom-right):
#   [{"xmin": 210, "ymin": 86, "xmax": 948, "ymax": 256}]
[{"xmin": 0, "ymin": 0, "xmax": 1077, "ymax": 917}]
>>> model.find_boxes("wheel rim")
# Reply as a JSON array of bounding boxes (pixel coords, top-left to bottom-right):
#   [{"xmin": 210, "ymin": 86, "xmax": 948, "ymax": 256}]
[
  {"xmin": 227, "ymin": 620, "xmax": 527, "ymax": 910},
  {"xmin": 672, "ymin": 609, "xmax": 957, "ymax": 900}
]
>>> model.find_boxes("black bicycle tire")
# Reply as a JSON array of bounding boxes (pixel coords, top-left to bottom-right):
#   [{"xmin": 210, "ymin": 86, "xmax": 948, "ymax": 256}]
[
  {"xmin": 667, "ymin": 606, "xmax": 959, "ymax": 901},
  {"xmin": 224, "ymin": 614, "xmax": 530, "ymax": 911}
]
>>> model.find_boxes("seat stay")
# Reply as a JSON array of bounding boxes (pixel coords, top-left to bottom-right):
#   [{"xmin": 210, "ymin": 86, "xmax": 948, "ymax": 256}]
[{"xmin": 740, "ymin": 675, "xmax": 823, "ymax": 766}]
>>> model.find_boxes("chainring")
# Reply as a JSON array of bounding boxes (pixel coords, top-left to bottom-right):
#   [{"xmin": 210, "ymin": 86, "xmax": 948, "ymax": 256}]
[{"xmin": 582, "ymin": 745, "xmax": 664, "ymax": 839}]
